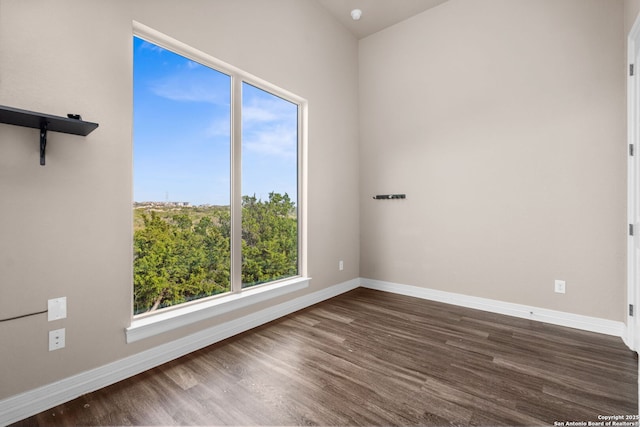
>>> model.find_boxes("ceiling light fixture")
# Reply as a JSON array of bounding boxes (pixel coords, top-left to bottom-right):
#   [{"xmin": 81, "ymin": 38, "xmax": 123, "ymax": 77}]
[{"xmin": 350, "ymin": 9, "xmax": 362, "ymax": 21}]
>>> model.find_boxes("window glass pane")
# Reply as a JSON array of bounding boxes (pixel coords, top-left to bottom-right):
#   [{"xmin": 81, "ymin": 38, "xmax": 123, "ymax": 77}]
[
  {"xmin": 241, "ymin": 83, "xmax": 299, "ymax": 288},
  {"xmin": 133, "ymin": 36, "xmax": 231, "ymax": 314}
]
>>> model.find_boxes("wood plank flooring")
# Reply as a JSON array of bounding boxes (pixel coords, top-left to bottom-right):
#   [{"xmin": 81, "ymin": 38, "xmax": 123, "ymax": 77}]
[{"xmin": 11, "ymin": 288, "xmax": 638, "ymax": 426}]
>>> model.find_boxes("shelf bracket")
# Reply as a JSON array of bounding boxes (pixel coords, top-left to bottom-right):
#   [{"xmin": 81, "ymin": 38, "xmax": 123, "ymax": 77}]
[
  {"xmin": 39, "ymin": 121, "xmax": 48, "ymax": 166},
  {"xmin": 0, "ymin": 105, "xmax": 99, "ymax": 166}
]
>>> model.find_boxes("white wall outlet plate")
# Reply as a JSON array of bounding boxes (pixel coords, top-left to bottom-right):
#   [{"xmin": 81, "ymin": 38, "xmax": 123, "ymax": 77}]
[
  {"xmin": 48, "ymin": 297, "xmax": 67, "ymax": 321},
  {"xmin": 49, "ymin": 328, "xmax": 65, "ymax": 351},
  {"xmin": 554, "ymin": 280, "xmax": 566, "ymax": 294}
]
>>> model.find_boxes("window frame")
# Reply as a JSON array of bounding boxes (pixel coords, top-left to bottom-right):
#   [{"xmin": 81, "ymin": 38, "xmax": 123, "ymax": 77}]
[{"xmin": 127, "ymin": 22, "xmax": 309, "ymax": 343}]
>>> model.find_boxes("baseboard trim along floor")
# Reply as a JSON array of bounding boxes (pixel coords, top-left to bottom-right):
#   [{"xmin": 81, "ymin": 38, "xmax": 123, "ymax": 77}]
[
  {"xmin": 360, "ymin": 278, "xmax": 626, "ymax": 338},
  {"xmin": 0, "ymin": 279, "xmax": 361, "ymax": 426},
  {"xmin": 0, "ymin": 277, "xmax": 629, "ymax": 426}
]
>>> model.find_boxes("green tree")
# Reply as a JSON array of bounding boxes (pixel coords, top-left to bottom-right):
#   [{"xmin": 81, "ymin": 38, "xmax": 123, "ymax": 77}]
[
  {"xmin": 133, "ymin": 193, "xmax": 297, "ymax": 313},
  {"xmin": 133, "ymin": 211, "xmax": 230, "ymax": 314},
  {"xmin": 242, "ymin": 192, "xmax": 298, "ymax": 287},
  {"xmin": 133, "ymin": 212, "xmax": 174, "ymax": 313}
]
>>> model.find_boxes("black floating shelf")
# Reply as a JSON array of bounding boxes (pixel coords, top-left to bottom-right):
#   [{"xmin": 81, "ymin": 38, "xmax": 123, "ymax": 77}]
[{"xmin": 0, "ymin": 104, "xmax": 99, "ymax": 165}]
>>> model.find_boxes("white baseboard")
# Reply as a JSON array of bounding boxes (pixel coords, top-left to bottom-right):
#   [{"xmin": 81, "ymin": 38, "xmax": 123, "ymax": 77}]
[
  {"xmin": 361, "ymin": 278, "xmax": 626, "ymax": 338},
  {"xmin": 0, "ymin": 278, "xmax": 360, "ymax": 427},
  {"xmin": 0, "ymin": 277, "xmax": 628, "ymax": 426}
]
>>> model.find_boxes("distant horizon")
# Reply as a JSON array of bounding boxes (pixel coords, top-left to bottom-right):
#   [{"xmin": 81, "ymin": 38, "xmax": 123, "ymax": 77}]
[{"xmin": 132, "ymin": 191, "xmax": 297, "ymax": 207}]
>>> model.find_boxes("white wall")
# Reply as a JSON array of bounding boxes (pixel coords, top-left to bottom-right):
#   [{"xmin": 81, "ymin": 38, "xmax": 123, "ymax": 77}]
[
  {"xmin": 359, "ymin": 0, "xmax": 627, "ymax": 321},
  {"xmin": 0, "ymin": 0, "xmax": 360, "ymax": 399}
]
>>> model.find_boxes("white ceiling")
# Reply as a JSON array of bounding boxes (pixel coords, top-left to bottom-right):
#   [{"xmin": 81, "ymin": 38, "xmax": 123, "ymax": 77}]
[{"xmin": 316, "ymin": 0, "xmax": 450, "ymax": 39}]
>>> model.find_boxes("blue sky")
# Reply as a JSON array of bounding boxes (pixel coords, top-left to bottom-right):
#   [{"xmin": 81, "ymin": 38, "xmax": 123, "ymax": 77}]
[{"xmin": 133, "ymin": 36, "xmax": 298, "ymax": 206}]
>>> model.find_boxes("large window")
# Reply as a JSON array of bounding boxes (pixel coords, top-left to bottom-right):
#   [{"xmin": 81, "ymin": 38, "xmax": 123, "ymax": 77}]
[{"xmin": 133, "ymin": 33, "xmax": 304, "ymax": 316}]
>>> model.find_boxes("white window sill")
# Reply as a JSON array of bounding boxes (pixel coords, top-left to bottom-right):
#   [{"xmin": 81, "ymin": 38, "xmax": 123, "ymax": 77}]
[{"xmin": 126, "ymin": 277, "xmax": 310, "ymax": 343}]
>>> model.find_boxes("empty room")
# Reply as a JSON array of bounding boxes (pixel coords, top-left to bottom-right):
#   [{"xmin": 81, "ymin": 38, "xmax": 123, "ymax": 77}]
[{"xmin": 0, "ymin": 0, "xmax": 638, "ymax": 425}]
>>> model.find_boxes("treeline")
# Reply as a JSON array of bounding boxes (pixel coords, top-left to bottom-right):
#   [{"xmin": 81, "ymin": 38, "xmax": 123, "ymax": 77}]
[{"xmin": 133, "ymin": 192, "xmax": 297, "ymax": 314}]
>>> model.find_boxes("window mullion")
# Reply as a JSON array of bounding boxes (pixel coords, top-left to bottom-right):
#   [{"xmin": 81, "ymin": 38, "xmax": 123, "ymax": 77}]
[
  {"xmin": 230, "ymin": 75, "xmax": 243, "ymax": 293},
  {"xmin": 298, "ymin": 104, "xmax": 307, "ymax": 278}
]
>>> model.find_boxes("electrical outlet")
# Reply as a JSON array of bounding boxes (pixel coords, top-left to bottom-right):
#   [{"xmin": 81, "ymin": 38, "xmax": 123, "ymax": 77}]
[
  {"xmin": 48, "ymin": 297, "xmax": 67, "ymax": 321},
  {"xmin": 49, "ymin": 328, "xmax": 65, "ymax": 351},
  {"xmin": 554, "ymin": 280, "xmax": 566, "ymax": 294},
  {"xmin": 339, "ymin": 260, "xmax": 344, "ymax": 271}
]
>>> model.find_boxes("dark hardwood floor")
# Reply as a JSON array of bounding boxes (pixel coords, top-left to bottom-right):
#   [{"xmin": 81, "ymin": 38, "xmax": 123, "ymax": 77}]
[{"xmin": 12, "ymin": 288, "xmax": 638, "ymax": 426}]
